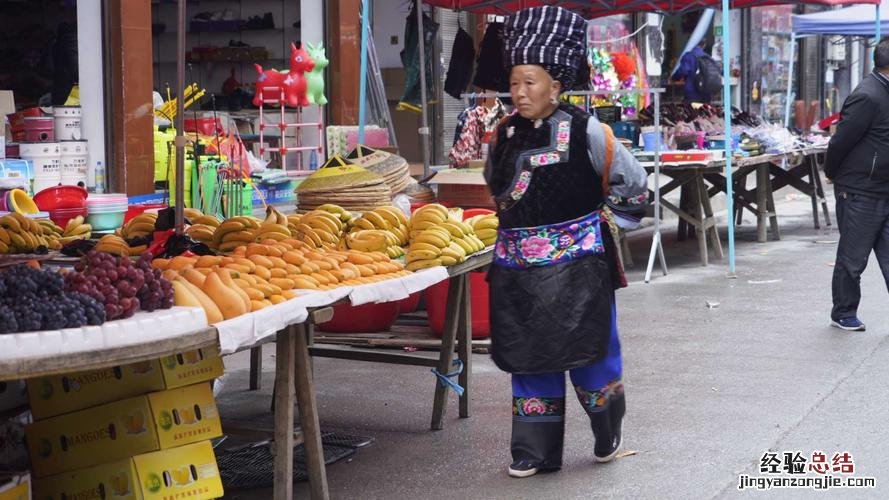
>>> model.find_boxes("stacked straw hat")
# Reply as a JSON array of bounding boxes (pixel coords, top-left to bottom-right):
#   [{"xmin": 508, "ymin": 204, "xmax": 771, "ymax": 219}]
[{"xmin": 295, "ymin": 156, "xmax": 391, "ymax": 212}]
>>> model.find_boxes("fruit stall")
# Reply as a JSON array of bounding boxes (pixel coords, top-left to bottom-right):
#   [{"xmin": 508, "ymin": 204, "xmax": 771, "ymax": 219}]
[{"xmin": 0, "ymin": 176, "xmax": 497, "ymax": 498}]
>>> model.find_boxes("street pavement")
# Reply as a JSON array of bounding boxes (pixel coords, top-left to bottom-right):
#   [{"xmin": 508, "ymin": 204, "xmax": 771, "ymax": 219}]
[{"xmin": 220, "ymin": 184, "xmax": 889, "ymax": 499}]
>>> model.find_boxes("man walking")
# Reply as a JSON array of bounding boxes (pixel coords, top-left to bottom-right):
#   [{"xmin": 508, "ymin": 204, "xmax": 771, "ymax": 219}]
[
  {"xmin": 825, "ymin": 38, "xmax": 889, "ymax": 331},
  {"xmin": 672, "ymin": 40, "xmax": 713, "ymax": 104}
]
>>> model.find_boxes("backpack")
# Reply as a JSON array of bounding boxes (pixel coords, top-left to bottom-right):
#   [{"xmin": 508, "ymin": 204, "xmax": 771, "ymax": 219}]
[{"xmin": 694, "ymin": 55, "xmax": 723, "ymax": 95}]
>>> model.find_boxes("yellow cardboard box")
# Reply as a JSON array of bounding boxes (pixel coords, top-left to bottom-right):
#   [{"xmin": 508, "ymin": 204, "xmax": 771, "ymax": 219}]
[
  {"xmin": 26, "ymin": 383, "xmax": 221, "ymax": 478},
  {"xmin": 0, "ymin": 473, "xmax": 29, "ymax": 500},
  {"xmin": 34, "ymin": 441, "xmax": 223, "ymax": 500},
  {"xmin": 27, "ymin": 347, "xmax": 224, "ymax": 420}
]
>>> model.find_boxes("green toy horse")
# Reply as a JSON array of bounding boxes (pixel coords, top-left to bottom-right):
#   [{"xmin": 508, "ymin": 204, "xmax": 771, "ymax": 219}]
[{"xmin": 305, "ymin": 42, "xmax": 329, "ymax": 106}]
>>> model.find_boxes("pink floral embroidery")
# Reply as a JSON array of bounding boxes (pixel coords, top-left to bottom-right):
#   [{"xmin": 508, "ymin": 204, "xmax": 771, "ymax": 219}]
[
  {"xmin": 521, "ymin": 398, "xmax": 548, "ymax": 415},
  {"xmin": 581, "ymin": 231, "xmax": 598, "ymax": 251},
  {"xmin": 520, "ymin": 236, "xmax": 555, "ymax": 259},
  {"xmin": 495, "ymin": 241, "xmax": 507, "ymax": 259}
]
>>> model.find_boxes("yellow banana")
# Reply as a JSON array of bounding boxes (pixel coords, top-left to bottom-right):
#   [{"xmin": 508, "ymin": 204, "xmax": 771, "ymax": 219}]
[
  {"xmin": 406, "ymin": 249, "xmax": 440, "ymax": 262},
  {"xmin": 258, "ymin": 223, "xmax": 292, "ymax": 237},
  {"xmin": 406, "ymin": 258, "xmax": 442, "ymax": 271},
  {"xmin": 476, "ymin": 228, "xmax": 497, "ymax": 242},
  {"xmin": 363, "ymin": 211, "xmax": 390, "ymax": 230},
  {"xmin": 409, "ymin": 242, "xmax": 441, "ymax": 254},
  {"xmin": 0, "ymin": 215, "xmax": 22, "ymax": 233},
  {"xmin": 454, "ymin": 238, "xmax": 474, "ymax": 254},
  {"xmin": 351, "ymin": 217, "xmax": 376, "ymax": 231},
  {"xmin": 440, "ymin": 222, "xmax": 465, "ymax": 239},
  {"xmin": 375, "ymin": 206, "xmax": 408, "ymax": 227},
  {"xmin": 415, "ymin": 231, "xmax": 449, "ymax": 249},
  {"xmin": 387, "ymin": 245, "xmax": 406, "ymax": 259},
  {"xmin": 439, "ymin": 255, "xmax": 458, "ymax": 266},
  {"xmin": 0, "ymin": 229, "xmax": 9, "ymax": 245},
  {"xmin": 474, "ymin": 217, "xmax": 499, "ymax": 231}
]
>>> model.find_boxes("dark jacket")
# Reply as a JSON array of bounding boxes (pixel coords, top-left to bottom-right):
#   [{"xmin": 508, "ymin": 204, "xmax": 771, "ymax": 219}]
[
  {"xmin": 825, "ymin": 72, "xmax": 889, "ymax": 197},
  {"xmin": 673, "ymin": 47, "xmax": 711, "ymax": 104}
]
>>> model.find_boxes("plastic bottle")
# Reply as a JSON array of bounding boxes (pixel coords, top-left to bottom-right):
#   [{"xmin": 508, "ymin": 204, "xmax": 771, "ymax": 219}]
[
  {"xmin": 94, "ymin": 161, "xmax": 105, "ymax": 194},
  {"xmin": 308, "ymin": 150, "xmax": 318, "ymax": 170}
]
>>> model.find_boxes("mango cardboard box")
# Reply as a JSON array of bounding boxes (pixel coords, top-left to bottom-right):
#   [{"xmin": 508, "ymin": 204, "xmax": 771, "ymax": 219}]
[
  {"xmin": 34, "ymin": 441, "xmax": 223, "ymax": 500},
  {"xmin": 0, "ymin": 473, "xmax": 29, "ymax": 500},
  {"xmin": 27, "ymin": 347, "xmax": 223, "ymax": 420},
  {"xmin": 25, "ymin": 383, "xmax": 221, "ymax": 478}
]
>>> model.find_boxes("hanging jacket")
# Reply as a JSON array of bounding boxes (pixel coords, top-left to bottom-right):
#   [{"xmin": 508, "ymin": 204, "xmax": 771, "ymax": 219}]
[
  {"xmin": 445, "ymin": 27, "xmax": 475, "ymax": 100},
  {"xmin": 473, "ymin": 23, "xmax": 508, "ymax": 93},
  {"xmin": 398, "ymin": 7, "xmax": 439, "ymax": 112}
]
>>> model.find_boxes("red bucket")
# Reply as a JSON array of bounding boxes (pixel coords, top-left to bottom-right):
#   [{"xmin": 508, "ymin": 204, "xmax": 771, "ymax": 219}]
[
  {"xmin": 317, "ymin": 301, "xmax": 400, "ymax": 333},
  {"xmin": 426, "ymin": 273, "xmax": 490, "ymax": 339},
  {"xmin": 22, "ymin": 117, "xmax": 54, "ymax": 142}
]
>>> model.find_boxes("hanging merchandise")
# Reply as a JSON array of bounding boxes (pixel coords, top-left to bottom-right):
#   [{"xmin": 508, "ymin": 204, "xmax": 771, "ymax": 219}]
[
  {"xmin": 398, "ymin": 6, "xmax": 439, "ymax": 113},
  {"xmin": 588, "ymin": 48, "xmax": 640, "ymax": 119},
  {"xmin": 444, "ymin": 27, "xmax": 476, "ymax": 100},
  {"xmin": 472, "ymin": 23, "xmax": 508, "ymax": 94},
  {"xmin": 448, "ymin": 100, "xmax": 507, "ymax": 167}
]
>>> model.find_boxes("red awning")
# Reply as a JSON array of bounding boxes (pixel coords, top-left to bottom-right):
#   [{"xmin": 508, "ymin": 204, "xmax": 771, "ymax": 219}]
[{"xmin": 421, "ymin": 0, "xmax": 879, "ymax": 18}]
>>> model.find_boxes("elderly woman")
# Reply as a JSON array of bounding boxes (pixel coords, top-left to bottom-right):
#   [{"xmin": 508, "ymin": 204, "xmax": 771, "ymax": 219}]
[{"xmin": 484, "ymin": 6, "xmax": 648, "ymax": 478}]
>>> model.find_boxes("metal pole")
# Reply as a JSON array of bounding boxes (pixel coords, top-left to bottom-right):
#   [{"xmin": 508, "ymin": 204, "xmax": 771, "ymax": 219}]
[
  {"xmin": 783, "ymin": 35, "xmax": 796, "ymax": 130},
  {"xmin": 416, "ymin": 0, "xmax": 431, "ymax": 177},
  {"xmin": 358, "ymin": 0, "xmax": 370, "ymax": 144},
  {"xmin": 645, "ymin": 90, "xmax": 668, "ymax": 282},
  {"xmin": 878, "ymin": 4, "xmax": 882, "ymax": 43},
  {"xmin": 174, "ymin": 0, "xmax": 185, "ymax": 233},
  {"xmin": 722, "ymin": 0, "xmax": 735, "ymax": 275}
]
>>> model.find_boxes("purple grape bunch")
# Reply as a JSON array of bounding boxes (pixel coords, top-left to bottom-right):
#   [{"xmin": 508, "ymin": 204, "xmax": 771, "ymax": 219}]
[{"xmin": 65, "ymin": 251, "xmax": 174, "ymax": 321}]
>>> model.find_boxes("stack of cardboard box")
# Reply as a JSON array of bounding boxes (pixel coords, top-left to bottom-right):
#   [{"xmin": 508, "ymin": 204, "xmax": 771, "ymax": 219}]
[{"xmin": 24, "ymin": 347, "xmax": 226, "ymax": 499}]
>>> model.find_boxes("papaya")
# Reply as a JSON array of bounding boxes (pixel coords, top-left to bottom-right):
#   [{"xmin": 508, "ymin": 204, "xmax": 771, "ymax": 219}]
[{"xmin": 201, "ymin": 272, "xmax": 247, "ymax": 320}]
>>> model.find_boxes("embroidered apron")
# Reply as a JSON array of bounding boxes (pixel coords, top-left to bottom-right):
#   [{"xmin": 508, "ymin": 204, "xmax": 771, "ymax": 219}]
[{"xmin": 487, "ymin": 110, "xmax": 616, "ymax": 374}]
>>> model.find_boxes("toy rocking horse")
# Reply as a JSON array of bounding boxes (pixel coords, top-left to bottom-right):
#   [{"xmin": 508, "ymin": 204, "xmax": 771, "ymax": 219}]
[{"xmin": 252, "ymin": 41, "xmax": 315, "ymax": 108}]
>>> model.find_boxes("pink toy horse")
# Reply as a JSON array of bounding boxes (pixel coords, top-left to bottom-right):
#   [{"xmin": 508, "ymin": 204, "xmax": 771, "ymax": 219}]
[{"xmin": 253, "ymin": 42, "xmax": 315, "ymax": 108}]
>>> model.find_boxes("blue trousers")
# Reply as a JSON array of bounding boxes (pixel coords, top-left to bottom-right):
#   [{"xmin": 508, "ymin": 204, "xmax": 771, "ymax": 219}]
[{"xmin": 509, "ymin": 301, "xmax": 624, "ymax": 469}]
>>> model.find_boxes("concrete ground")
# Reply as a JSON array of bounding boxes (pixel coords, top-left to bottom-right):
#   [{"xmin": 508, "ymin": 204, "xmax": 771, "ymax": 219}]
[{"xmin": 219, "ymin": 183, "xmax": 889, "ymax": 499}]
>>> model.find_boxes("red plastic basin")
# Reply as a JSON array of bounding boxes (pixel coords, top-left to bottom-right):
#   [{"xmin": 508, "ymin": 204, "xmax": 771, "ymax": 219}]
[
  {"xmin": 397, "ymin": 292, "xmax": 421, "ymax": 314},
  {"xmin": 426, "ymin": 272, "xmax": 490, "ymax": 339},
  {"xmin": 33, "ymin": 186, "xmax": 88, "ymax": 210},
  {"xmin": 48, "ymin": 207, "xmax": 88, "ymax": 228},
  {"xmin": 318, "ymin": 300, "xmax": 400, "ymax": 333},
  {"xmin": 462, "ymin": 208, "xmax": 495, "ymax": 219}
]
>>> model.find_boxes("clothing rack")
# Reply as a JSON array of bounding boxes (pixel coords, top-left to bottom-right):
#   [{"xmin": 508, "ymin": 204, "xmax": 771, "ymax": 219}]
[{"xmin": 460, "ymin": 88, "xmax": 668, "ymax": 283}]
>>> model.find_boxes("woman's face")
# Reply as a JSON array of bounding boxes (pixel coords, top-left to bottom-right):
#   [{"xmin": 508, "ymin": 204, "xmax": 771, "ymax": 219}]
[{"xmin": 509, "ymin": 65, "xmax": 560, "ymax": 120}]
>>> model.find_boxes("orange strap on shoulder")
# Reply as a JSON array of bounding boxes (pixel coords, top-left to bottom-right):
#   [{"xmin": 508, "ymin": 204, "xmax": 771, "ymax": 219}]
[{"xmin": 600, "ymin": 123, "xmax": 615, "ymax": 195}]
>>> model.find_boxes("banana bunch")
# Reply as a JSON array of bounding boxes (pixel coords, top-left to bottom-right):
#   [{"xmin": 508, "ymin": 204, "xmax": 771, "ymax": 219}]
[
  {"xmin": 262, "ymin": 205, "xmax": 289, "ymax": 227},
  {"xmin": 286, "ymin": 213, "xmax": 302, "ymax": 234},
  {"xmin": 409, "ymin": 204, "xmax": 450, "ymax": 240},
  {"xmin": 296, "ymin": 209, "xmax": 344, "ymax": 249},
  {"xmin": 345, "ymin": 230, "xmax": 390, "ymax": 254},
  {"xmin": 61, "ymin": 215, "xmax": 93, "ymax": 242},
  {"xmin": 465, "ymin": 213, "xmax": 499, "ymax": 246},
  {"xmin": 254, "ymin": 207, "xmax": 293, "ymax": 243},
  {"xmin": 349, "ymin": 206, "xmax": 410, "ymax": 245},
  {"xmin": 405, "ymin": 227, "xmax": 450, "ymax": 271},
  {"xmin": 316, "ymin": 203, "xmax": 353, "ymax": 224},
  {"xmin": 185, "ymin": 224, "xmax": 216, "ymax": 245},
  {"xmin": 438, "ymin": 219, "xmax": 486, "ymax": 257},
  {"xmin": 93, "ymin": 234, "xmax": 132, "ymax": 257},
  {"xmin": 118, "ymin": 212, "xmax": 157, "ymax": 239},
  {"xmin": 211, "ymin": 216, "xmax": 262, "ymax": 252},
  {"xmin": 185, "ymin": 207, "xmax": 221, "ymax": 229},
  {"xmin": 0, "ymin": 213, "xmax": 57, "ymax": 253}
]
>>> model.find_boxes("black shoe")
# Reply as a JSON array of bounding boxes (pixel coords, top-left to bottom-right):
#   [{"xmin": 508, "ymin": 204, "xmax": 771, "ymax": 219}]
[
  {"xmin": 589, "ymin": 392, "xmax": 625, "ymax": 463},
  {"xmin": 507, "ymin": 459, "xmax": 540, "ymax": 478},
  {"xmin": 262, "ymin": 12, "xmax": 275, "ymax": 29}
]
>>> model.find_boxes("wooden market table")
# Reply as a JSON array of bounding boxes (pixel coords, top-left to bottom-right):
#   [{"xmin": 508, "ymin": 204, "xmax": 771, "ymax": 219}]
[
  {"xmin": 308, "ymin": 249, "xmax": 493, "ymax": 431},
  {"xmin": 643, "ymin": 147, "xmax": 831, "ymax": 265}
]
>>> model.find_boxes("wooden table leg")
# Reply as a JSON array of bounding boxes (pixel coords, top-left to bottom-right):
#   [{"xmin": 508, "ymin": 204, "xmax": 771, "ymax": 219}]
[
  {"xmin": 273, "ymin": 326, "xmax": 296, "ymax": 500},
  {"xmin": 249, "ymin": 346, "xmax": 262, "ymax": 391},
  {"xmin": 689, "ymin": 173, "xmax": 708, "ymax": 266},
  {"xmin": 755, "ymin": 164, "xmax": 769, "ymax": 243},
  {"xmin": 765, "ymin": 167, "xmax": 781, "ymax": 240},
  {"xmin": 431, "ymin": 274, "xmax": 465, "ymax": 430},
  {"xmin": 457, "ymin": 274, "xmax": 472, "ymax": 419},
  {"xmin": 811, "ymin": 157, "xmax": 832, "ymax": 227},
  {"xmin": 294, "ymin": 322, "xmax": 330, "ymax": 500},
  {"xmin": 698, "ymin": 173, "xmax": 724, "ymax": 260}
]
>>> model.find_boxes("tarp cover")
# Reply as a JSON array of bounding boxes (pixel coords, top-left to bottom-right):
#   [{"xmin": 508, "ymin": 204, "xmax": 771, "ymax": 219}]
[{"xmin": 792, "ymin": 0, "xmax": 887, "ymax": 35}]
